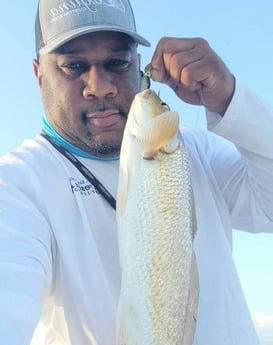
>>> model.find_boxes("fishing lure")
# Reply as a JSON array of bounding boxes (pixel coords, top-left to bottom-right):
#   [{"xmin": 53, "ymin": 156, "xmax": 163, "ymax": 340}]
[{"xmin": 140, "ymin": 71, "xmax": 152, "ymax": 91}]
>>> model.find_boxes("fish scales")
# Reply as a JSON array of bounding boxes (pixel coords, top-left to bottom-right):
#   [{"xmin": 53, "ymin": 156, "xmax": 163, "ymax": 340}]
[{"xmin": 116, "ymin": 89, "xmax": 199, "ymax": 345}]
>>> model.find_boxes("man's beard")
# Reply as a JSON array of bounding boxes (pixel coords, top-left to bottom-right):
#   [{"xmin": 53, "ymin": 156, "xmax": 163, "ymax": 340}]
[
  {"xmin": 41, "ymin": 78, "xmax": 136, "ymax": 156},
  {"xmin": 79, "ymin": 102, "xmax": 128, "ymax": 156},
  {"xmin": 86, "ymin": 138, "xmax": 122, "ymax": 155}
]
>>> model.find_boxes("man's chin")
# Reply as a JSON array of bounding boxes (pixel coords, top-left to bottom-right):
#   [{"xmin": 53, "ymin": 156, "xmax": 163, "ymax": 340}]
[{"xmin": 85, "ymin": 140, "xmax": 122, "ymax": 157}]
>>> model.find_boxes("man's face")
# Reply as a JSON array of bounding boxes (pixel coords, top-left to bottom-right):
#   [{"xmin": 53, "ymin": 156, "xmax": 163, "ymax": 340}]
[{"xmin": 33, "ymin": 32, "xmax": 142, "ymax": 157}]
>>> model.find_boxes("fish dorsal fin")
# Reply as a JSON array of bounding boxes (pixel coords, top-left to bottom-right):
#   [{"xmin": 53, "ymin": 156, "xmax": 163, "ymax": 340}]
[{"xmin": 133, "ymin": 110, "xmax": 179, "ymax": 159}]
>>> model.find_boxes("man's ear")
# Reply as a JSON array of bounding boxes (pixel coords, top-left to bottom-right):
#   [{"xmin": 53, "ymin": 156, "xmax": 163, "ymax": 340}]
[{"xmin": 33, "ymin": 59, "xmax": 43, "ymax": 87}]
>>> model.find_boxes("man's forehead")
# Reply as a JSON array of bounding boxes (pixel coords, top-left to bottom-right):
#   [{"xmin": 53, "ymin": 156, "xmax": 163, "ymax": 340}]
[{"xmin": 53, "ymin": 31, "xmax": 136, "ymax": 55}]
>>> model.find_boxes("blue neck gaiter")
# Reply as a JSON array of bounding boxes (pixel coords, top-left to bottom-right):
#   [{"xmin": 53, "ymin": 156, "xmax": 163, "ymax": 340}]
[{"xmin": 42, "ymin": 115, "xmax": 120, "ymax": 161}]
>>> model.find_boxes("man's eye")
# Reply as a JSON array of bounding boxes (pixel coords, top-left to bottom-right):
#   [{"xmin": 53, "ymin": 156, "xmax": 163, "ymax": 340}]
[
  {"xmin": 62, "ymin": 62, "xmax": 87, "ymax": 70},
  {"xmin": 107, "ymin": 60, "xmax": 130, "ymax": 70}
]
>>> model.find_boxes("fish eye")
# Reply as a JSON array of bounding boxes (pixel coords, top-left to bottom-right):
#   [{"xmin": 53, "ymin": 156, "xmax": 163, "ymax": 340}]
[{"xmin": 161, "ymin": 102, "xmax": 169, "ymax": 109}]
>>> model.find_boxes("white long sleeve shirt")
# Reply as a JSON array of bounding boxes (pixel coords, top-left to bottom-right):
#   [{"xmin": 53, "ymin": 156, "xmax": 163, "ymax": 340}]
[{"xmin": 0, "ymin": 82, "xmax": 273, "ymax": 345}]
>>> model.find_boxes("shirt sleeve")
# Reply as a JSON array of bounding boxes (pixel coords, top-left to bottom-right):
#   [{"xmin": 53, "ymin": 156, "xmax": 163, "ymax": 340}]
[
  {"xmin": 0, "ymin": 164, "xmax": 53, "ymax": 345},
  {"xmin": 205, "ymin": 81, "xmax": 273, "ymax": 233}
]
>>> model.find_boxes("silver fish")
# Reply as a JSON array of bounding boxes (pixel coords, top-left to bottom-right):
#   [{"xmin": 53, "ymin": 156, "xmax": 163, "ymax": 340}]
[{"xmin": 116, "ymin": 89, "xmax": 199, "ymax": 345}]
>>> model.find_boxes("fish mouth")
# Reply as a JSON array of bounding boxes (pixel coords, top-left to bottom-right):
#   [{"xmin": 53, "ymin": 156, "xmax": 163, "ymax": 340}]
[
  {"xmin": 138, "ymin": 89, "xmax": 156, "ymax": 100},
  {"xmin": 137, "ymin": 90, "xmax": 170, "ymax": 110}
]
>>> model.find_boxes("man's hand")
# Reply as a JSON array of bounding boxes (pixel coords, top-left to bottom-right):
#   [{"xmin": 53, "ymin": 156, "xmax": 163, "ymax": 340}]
[{"xmin": 145, "ymin": 37, "xmax": 235, "ymax": 115}]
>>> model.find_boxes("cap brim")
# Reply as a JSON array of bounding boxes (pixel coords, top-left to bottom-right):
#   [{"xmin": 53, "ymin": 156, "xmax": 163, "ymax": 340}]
[{"xmin": 39, "ymin": 25, "xmax": 150, "ymax": 55}]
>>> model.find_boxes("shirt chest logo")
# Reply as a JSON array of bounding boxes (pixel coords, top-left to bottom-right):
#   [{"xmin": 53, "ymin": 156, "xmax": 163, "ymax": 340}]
[{"xmin": 69, "ymin": 177, "xmax": 98, "ymax": 196}]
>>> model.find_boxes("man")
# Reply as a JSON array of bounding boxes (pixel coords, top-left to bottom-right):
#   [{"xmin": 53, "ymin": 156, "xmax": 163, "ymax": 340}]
[{"xmin": 0, "ymin": 0, "xmax": 273, "ymax": 344}]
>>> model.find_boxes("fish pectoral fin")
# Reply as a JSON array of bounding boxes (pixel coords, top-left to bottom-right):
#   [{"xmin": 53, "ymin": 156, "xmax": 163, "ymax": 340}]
[{"xmin": 136, "ymin": 110, "xmax": 179, "ymax": 158}]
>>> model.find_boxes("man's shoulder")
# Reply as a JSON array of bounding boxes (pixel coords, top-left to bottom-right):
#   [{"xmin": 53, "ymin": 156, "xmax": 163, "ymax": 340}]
[
  {"xmin": 1, "ymin": 136, "xmax": 50, "ymax": 165},
  {"xmin": 0, "ymin": 135, "xmax": 66, "ymax": 180}
]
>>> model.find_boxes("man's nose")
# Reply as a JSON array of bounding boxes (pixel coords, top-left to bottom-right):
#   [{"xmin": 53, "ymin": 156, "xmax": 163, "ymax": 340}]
[{"xmin": 82, "ymin": 65, "xmax": 118, "ymax": 99}]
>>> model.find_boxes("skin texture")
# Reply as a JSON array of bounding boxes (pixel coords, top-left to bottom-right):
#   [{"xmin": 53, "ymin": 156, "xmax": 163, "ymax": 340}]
[{"xmin": 33, "ymin": 33, "xmax": 235, "ymax": 158}]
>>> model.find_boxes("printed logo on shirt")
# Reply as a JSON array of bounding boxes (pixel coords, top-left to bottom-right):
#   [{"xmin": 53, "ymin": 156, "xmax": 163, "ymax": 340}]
[{"xmin": 69, "ymin": 177, "xmax": 98, "ymax": 196}]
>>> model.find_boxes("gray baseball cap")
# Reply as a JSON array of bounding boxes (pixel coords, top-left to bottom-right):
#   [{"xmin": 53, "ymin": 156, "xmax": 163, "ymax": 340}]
[{"xmin": 35, "ymin": 0, "xmax": 151, "ymax": 56}]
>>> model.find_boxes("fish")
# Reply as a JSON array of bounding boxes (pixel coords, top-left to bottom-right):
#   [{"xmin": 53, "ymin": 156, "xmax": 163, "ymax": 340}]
[{"xmin": 116, "ymin": 89, "xmax": 199, "ymax": 345}]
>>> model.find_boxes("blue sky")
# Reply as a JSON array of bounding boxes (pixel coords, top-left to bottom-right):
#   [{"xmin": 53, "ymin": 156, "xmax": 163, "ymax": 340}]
[{"xmin": 1, "ymin": 1, "xmax": 273, "ymax": 343}]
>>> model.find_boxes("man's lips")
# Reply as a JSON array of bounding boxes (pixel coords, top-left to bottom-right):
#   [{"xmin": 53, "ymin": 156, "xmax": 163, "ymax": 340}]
[{"xmin": 85, "ymin": 109, "xmax": 123, "ymax": 128}]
